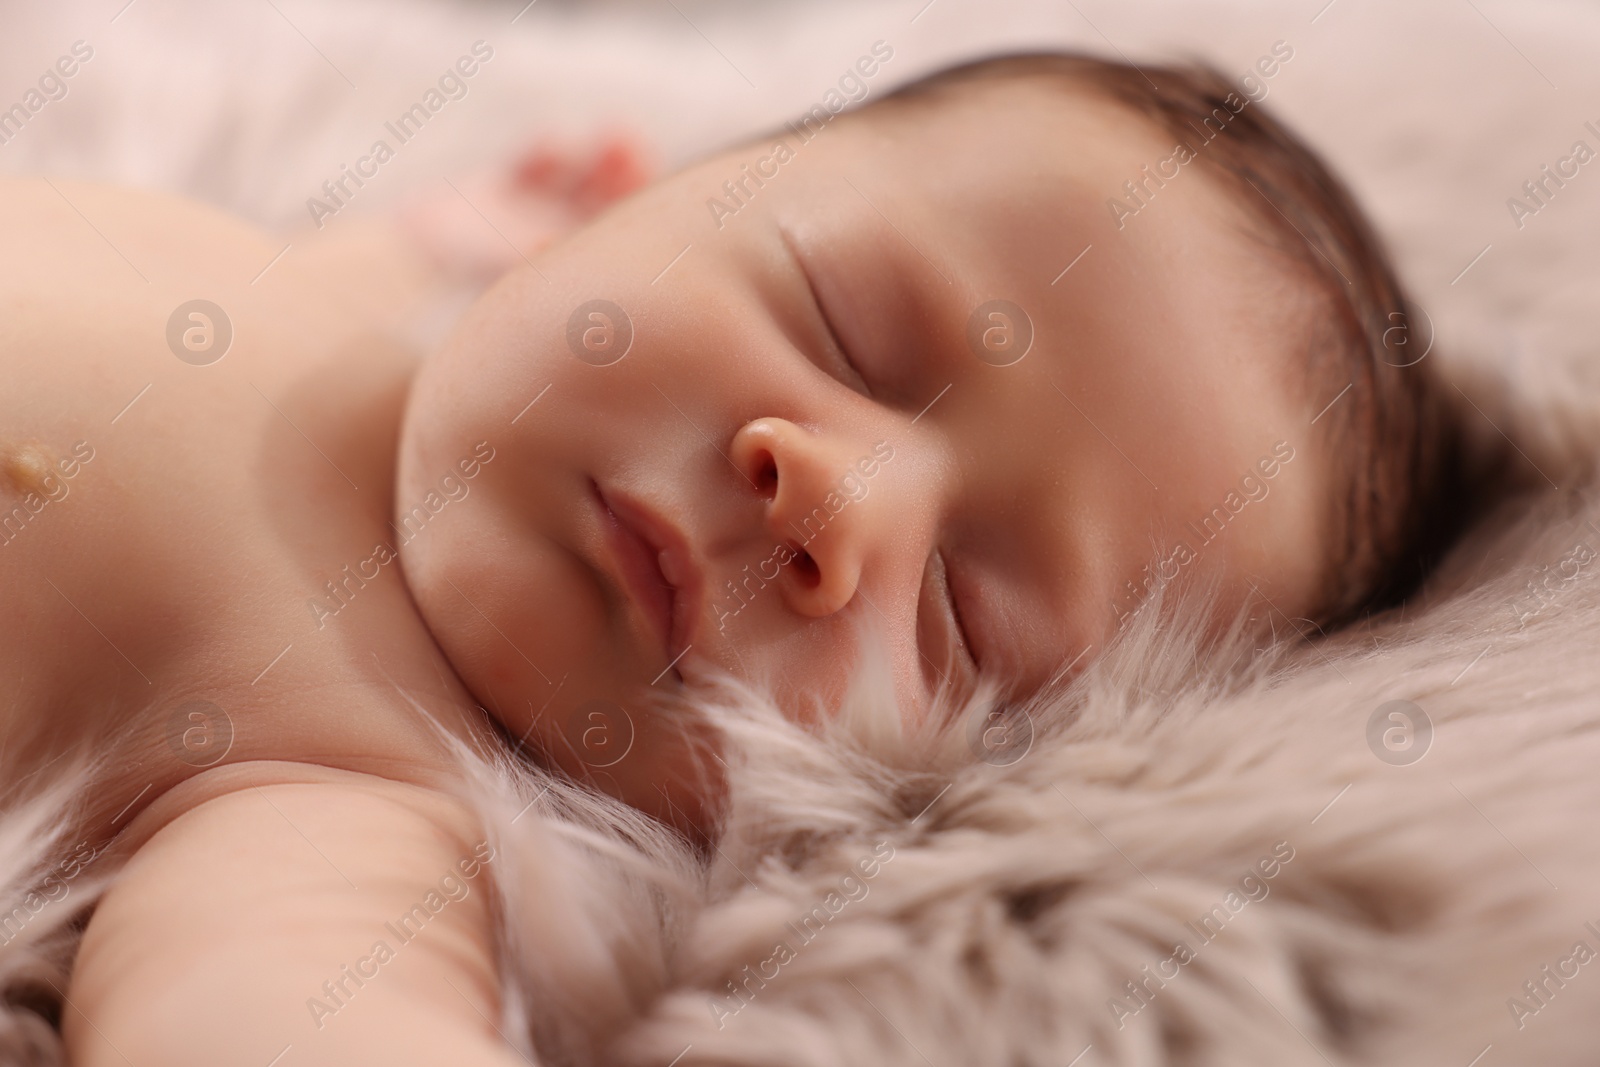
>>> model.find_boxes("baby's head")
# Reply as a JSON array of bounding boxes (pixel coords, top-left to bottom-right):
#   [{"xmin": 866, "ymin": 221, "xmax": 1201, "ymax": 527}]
[{"xmin": 397, "ymin": 51, "xmax": 1464, "ymax": 822}]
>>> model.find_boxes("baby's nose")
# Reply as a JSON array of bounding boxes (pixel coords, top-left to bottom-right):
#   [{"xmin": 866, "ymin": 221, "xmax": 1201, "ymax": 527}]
[{"xmin": 729, "ymin": 417, "xmax": 876, "ymax": 619}]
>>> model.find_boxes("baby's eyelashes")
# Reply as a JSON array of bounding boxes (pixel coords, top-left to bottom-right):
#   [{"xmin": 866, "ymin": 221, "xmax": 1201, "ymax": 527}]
[{"xmin": 916, "ymin": 548, "xmax": 981, "ymax": 695}]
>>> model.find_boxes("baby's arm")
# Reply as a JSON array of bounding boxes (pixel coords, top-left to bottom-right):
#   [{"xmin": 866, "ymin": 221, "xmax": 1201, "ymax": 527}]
[{"xmin": 64, "ymin": 764, "xmax": 526, "ymax": 1067}]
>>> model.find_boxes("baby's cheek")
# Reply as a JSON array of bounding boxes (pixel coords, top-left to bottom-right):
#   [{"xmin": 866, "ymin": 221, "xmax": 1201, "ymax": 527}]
[{"xmin": 413, "ymin": 521, "xmax": 594, "ymax": 733}]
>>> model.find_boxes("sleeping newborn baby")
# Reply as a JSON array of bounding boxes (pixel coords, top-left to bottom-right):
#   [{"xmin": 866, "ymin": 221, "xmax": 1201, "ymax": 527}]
[
  {"xmin": 0, "ymin": 51, "xmax": 1461, "ymax": 1066},
  {"xmin": 396, "ymin": 49, "xmax": 1463, "ymax": 820}
]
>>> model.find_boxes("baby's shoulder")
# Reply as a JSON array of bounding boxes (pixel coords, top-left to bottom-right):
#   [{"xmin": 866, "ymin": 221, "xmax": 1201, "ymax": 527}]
[
  {"xmin": 111, "ymin": 759, "xmax": 489, "ymax": 863},
  {"xmin": 0, "ymin": 180, "xmax": 448, "ymax": 842}
]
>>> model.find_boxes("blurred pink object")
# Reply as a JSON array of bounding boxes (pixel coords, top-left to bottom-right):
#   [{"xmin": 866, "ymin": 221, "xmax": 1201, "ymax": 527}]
[{"xmin": 399, "ymin": 131, "xmax": 655, "ymax": 282}]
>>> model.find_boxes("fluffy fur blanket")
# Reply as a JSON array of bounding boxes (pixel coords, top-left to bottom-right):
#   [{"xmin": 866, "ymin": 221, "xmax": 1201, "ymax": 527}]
[
  {"xmin": 473, "ymin": 426, "xmax": 1600, "ymax": 1067},
  {"xmin": 10, "ymin": 461, "xmax": 1600, "ymax": 1066},
  {"xmin": 6, "ymin": 1, "xmax": 1600, "ymax": 1064}
]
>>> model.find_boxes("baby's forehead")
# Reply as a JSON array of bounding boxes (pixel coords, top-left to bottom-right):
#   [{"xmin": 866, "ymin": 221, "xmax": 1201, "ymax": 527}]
[
  {"xmin": 851, "ymin": 71, "xmax": 1194, "ymax": 180},
  {"xmin": 836, "ymin": 76, "xmax": 1330, "ymax": 420},
  {"xmin": 826, "ymin": 75, "xmax": 1283, "ymax": 269},
  {"xmin": 868, "ymin": 80, "xmax": 1274, "ymax": 248}
]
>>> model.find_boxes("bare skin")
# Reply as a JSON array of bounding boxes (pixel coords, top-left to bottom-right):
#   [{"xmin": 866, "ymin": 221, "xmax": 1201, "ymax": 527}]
[
  {"xmin": 0, "ymin": 179, "xmax": 489, "ymax": 833},
  {"xmin": 4, "ymin": 76, "xmax": 1334, "ymax": 1067},
  {"xmin": 0, "ymin": 179, "xmax": 514, "ymax": 1066}
]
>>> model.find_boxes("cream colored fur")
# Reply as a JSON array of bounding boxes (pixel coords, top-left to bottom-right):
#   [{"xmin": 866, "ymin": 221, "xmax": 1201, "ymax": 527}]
[
  {"xmin": 0, "ymin": 767, "xmax": 106, "ymax": 1067},
  {"xmin": 6, "ymin": 2, "xmax": 1600, "ymax": 1064},
  {"xmin": 466, "ymin": 443, "xmax": 1600, "ymax": 1065}
]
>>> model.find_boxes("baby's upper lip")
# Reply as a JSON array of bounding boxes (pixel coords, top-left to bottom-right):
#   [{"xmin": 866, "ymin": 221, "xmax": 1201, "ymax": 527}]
[{"xmin": 592, "ymin": 481, "xmax": 705, "ymax": 672}]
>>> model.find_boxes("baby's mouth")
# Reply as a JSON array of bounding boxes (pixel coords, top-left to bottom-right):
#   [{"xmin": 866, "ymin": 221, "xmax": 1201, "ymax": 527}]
[{"xmin": 591, "ymin": 480, "xmax": 704, "ymax": 674}]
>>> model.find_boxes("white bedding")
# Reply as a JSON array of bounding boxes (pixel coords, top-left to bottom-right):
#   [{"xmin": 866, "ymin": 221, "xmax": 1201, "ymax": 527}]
[
  {"xmin": 5, "ymin": 0, "xmax": 1600, "ymax": 1062},
  {"xmin": 5, "ymin": 0, "xmax": 1597, "ymax": 402}
]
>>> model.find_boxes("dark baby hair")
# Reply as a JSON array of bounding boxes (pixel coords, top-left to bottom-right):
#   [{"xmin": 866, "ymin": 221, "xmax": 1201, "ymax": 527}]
[{"xmin": 863, "ymin": 51, "xmax": 1473, "ymax": 629}]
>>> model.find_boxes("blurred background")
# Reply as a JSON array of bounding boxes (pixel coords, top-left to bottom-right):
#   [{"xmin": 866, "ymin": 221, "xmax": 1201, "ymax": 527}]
[{"xmin": 2, "ymin": 0, "xmax": 1597, "ymax": 415}]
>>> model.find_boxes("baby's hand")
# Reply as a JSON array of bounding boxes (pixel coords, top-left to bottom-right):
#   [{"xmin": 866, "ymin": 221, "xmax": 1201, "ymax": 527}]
[
  {"xmin": 396, "ymin": 132, "xmax": 654, "ymax": 281},
  {"xmin": 64, "ymin": 763, "xmax": 526, "ymax": 1067}
]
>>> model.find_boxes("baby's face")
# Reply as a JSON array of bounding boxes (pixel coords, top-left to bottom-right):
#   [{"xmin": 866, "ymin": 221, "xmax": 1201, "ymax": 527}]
[{"xmin": 398, "ymin": 79, "xmax": 1330, "ymax": 809}]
